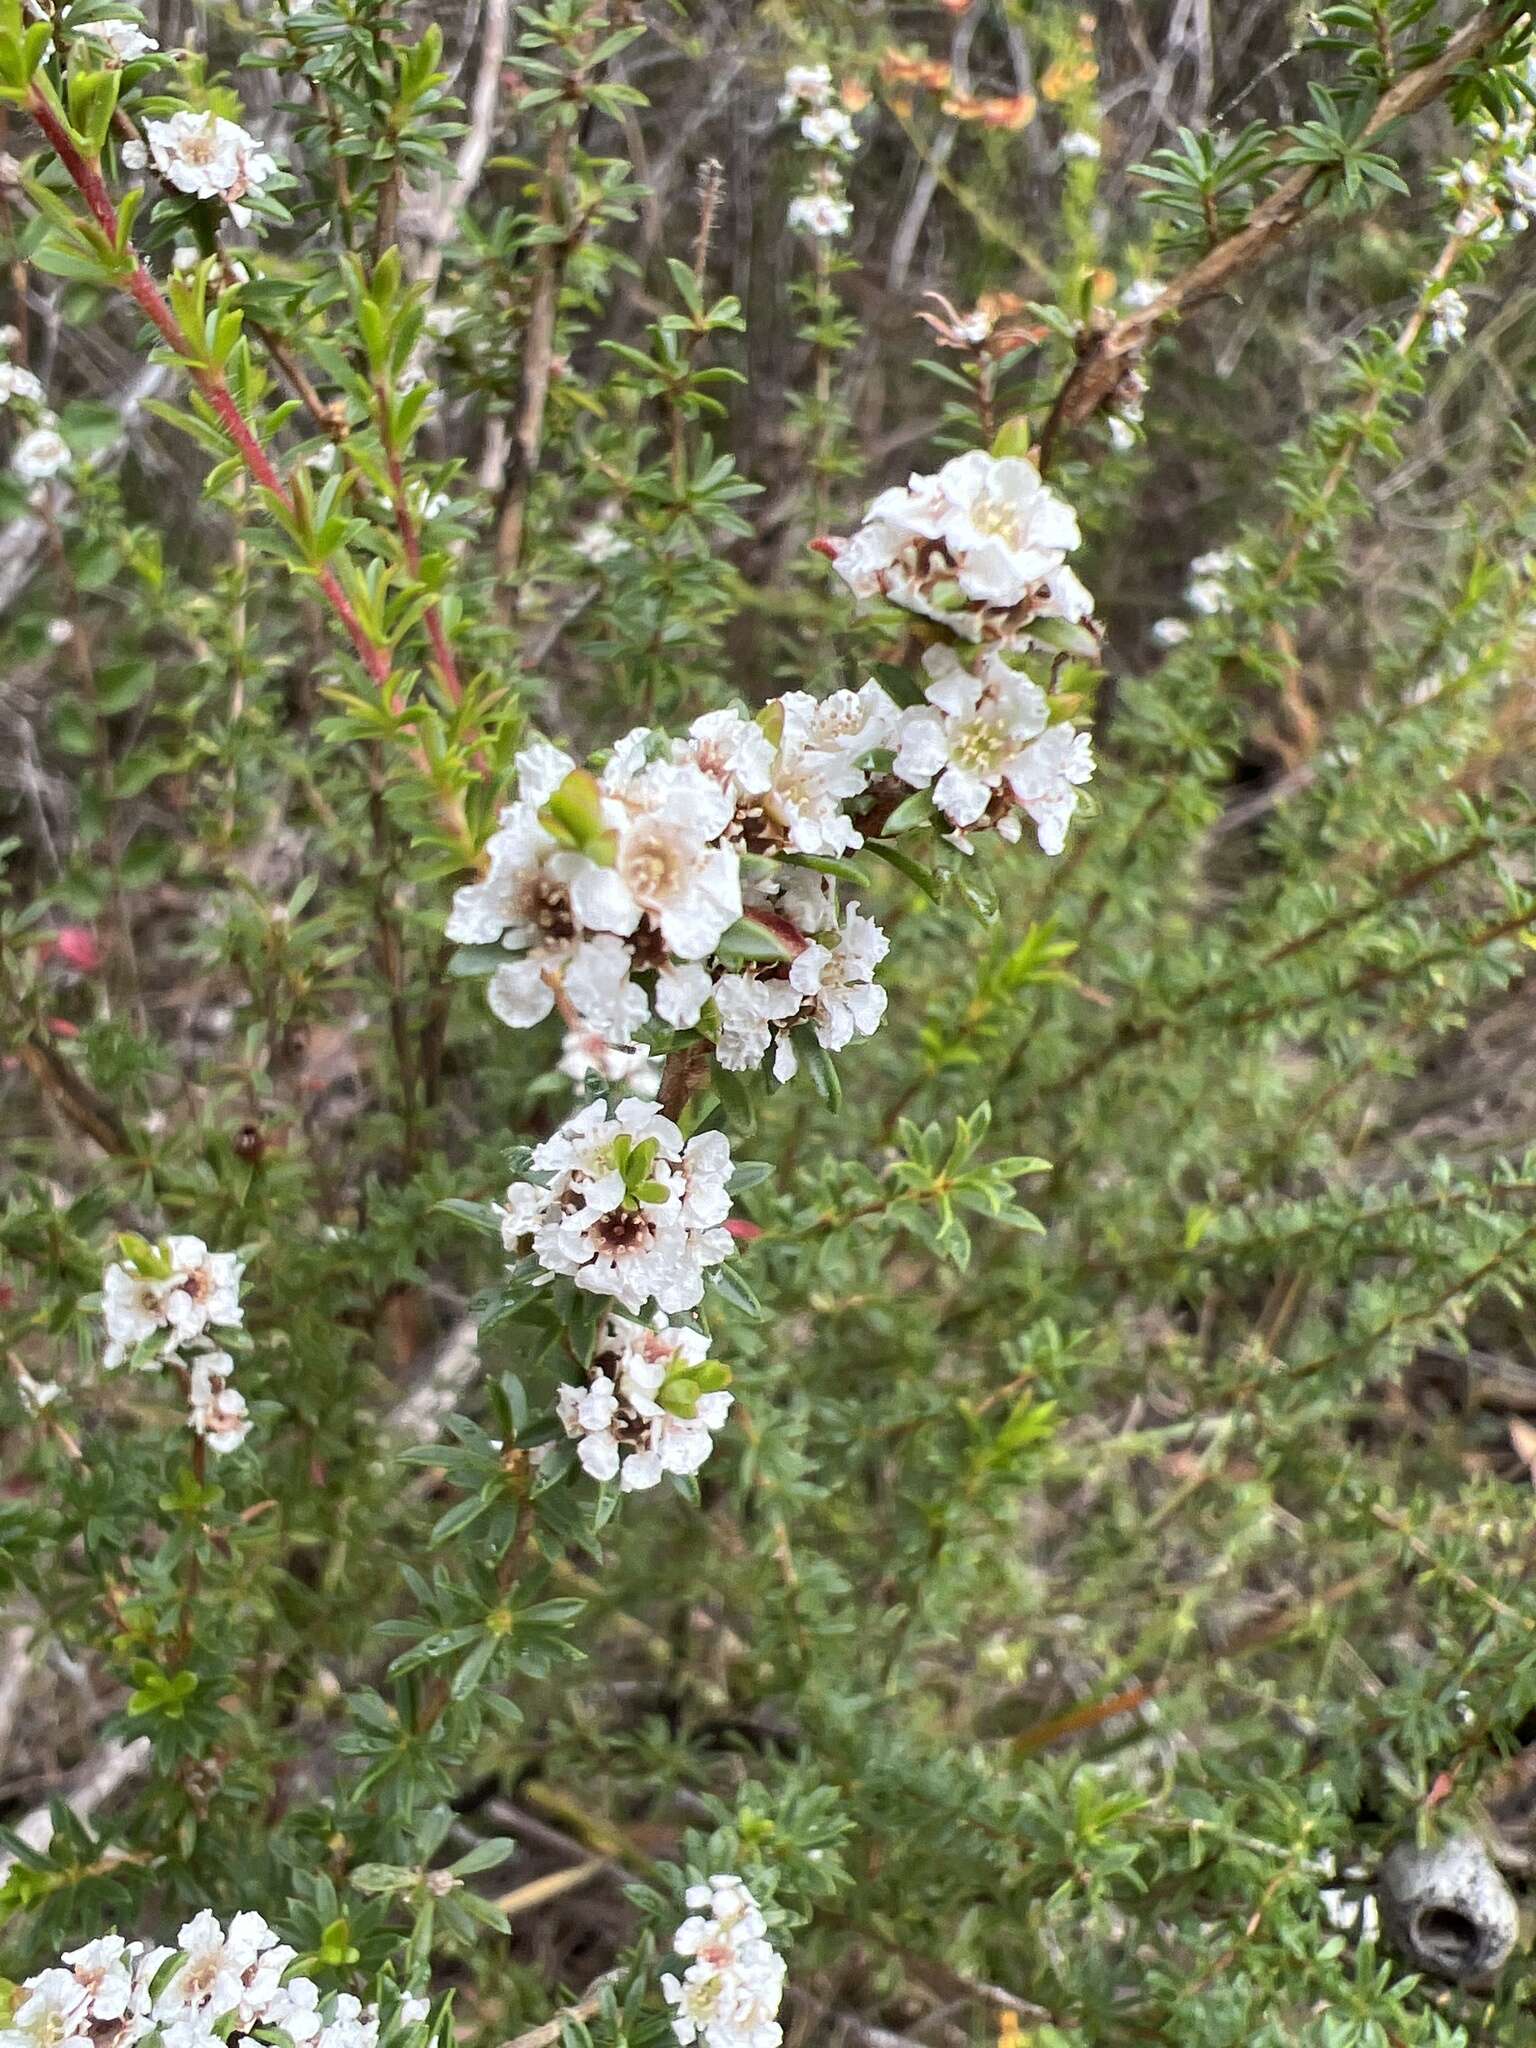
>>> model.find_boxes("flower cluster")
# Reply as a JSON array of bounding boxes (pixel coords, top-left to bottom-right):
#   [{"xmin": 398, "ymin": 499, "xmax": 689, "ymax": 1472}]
[
  {"xmin": 557, "ymin": 1313, "xmax": 732, "ymax": 1490},
  {"xmin": 1441, "ymin": 71, "xmax": 1536, "ymax": 246},
  {"xmin": 821, "ymin": 449, "xmax": 1091, "ymax": 643},
  {"xmin": 780, "ymin": 64, "xmax": 857, "ymax": 239},
  {"xmin": 1147, "ymin": 544, "xmax": 1252, "ymax": 647},
  {"xmin": 0, "ymin": 1915, "xmax": 398, "ymax": 2048},
  {"xmin": 124, "ymin": 112, "xmax": 276, "ymax": 228},
  {"xmin": 817, "ymin": 448, "xmax": 1096, "ymax": 837},
  {"xmin": 1184, "ymin": 545, "xmax": 1249, "ymax": 618},
  {"xmin": 894, "ymin": 645, "xmax": 1093, "ymax": 852},
  {"xmin": 662, "ymin": 1877, "xmax": 787, "ymax": 2048},
  {"xmin": 101, "ymin": 1235, "xmax": 250, "ymax": 1453},
  {"xmin": 1428, "ymin": 286, "xmax": 1468, "ymax": 353},
  {"xmin": 712, "ymin": 874, "xmax": 888, "ymax": 1079},
  {"xmin": 0, "ymin": 325, "xmax": 69, "ymax": 489},
  {"xmin": 499, "ymin": 1099, "xmax": 733, "ymax": 1315},
  {"xmin": 447, "ymin": 705, "xmax": 897, "ymax": 1083}
]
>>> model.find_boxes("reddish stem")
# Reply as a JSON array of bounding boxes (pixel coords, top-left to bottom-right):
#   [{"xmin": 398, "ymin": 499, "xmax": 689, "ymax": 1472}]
[
  {"xmin": 383, "ymin": 440, "xmax": 464, "ymax": 705},
  {"xmin": 30, "ymin": 91, "xmax": 394, "ymax": 695}
]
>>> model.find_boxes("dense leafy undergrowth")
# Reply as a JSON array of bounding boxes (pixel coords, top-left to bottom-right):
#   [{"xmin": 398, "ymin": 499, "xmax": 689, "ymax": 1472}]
[{"xmin": 8, "ymin": 3, "xmax": 1536, "ymax": 2045}]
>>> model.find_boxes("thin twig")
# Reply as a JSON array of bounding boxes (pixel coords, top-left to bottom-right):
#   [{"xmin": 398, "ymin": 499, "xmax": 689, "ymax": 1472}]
[{"xmin": 496, "ymin": 1972, "xmax": 623, "ymax": 2048}]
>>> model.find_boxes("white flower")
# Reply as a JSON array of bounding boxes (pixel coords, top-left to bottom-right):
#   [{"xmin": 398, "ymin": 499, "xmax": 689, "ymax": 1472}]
[
  {"xmin": 1122, "ymin": 277, "xmax": 1161, "ymax": 310},
  {"xmin": 15, "ymin": 1366, "xmax": 62, "ymax": 1413},
  {"xmin": 655, "ymin": 961, "xmax": 715, "ymax": 1030},
  {"xmin": 679, "ymin": 708, "xmax": 776, "ymax": 810},
  {"xmin": 662, "ymin": 1877, "xmax": 786, "ymax": 2048},
  {"xmin": 559, "ymin": 1026, "xmax": 661, "ymax": 1096},
  {"xmin": 102, "ymin": 1236, "xmax": 244, "ymax": 1370},
  {"xmin": 446, "ymin": 747, "xmax": 578, "ymax": 947},
  {"xmin": 1506, "ymin": 154, "xmax": 1536, "ymax": 215},
  {"xmin": 573, "ymin": 516, "xmax": 631, "ymax": 563},
  {"xmin": 315, "ymin": 1996, "xmax": 377, "ymax": 2048},
  {"xmin": 0, "ymin": 1971, "xmax": 93, "ymax": 2048},
  {"xmin": 1004, "ymin": 719, "xmax": 1095, "ymax": 855},
  {"xmin": 0, "ymin": 361, "xmax": 45, "ymax": 406},
  {"xmin": 142, "ymin": 112, "xmax": 276, "ymax": 224},
  {"xmin": 712, "ymin": 973, "xmax": 801, "ymax": 1072},
  {"xmin": 120, "ymin": 138, "xmax": 148, "ymax": 169},
  {"xmin": 602, "ymin": 760, "xmax": 743, "ymax": 961},
  {"xmin": 800, "ymin": 106, "xmax": 858, "ymax": 152},
  {"xmin": 785, "ymin": 903, "xmax": 889, "ymax": 1060},
  {"xmin": 787, "ymin": 189, "xmax": 852, "ymax": 238},
  {"xmin": 1150, "ymin": 616, "xmax": 1190, "ymax": 647},
  {"xmin": 76, "ymin": 17, "xmax": 158, "ymax": 60},
  {"xmin": 154, "ymin": 1912, "xmax": 255, "ymax": 2030},
  {"xmin": 493, "ymin": 932, "xmax": 648, "ymax": 1042},
  {"xmin": 761, "ymin": 864, "xmax": 838, "ymax": 936},
  {"xmin": 557, "ymin": 1314, "xmax": 731, "ymax": 1491},
  {"xmin": 187, "ymin": 1353, "xmax": 250, "ymax": 1455},
  {"xmin": 1061, "ymin": 129, "xmax": 1101, "ymax": 160},
  {"xmin": 824, "ymin": 450, "xmax": 1091, "ymax": 642},
  {"xmin": 260, "ymin": 1982, "xmax": 321, "ymax": 2046},
  {"xmin": 1184, "ymin": 546, "xmax": 1247, "ymax": 616},
  {"xmin": 805, "ymin": 680, "xmax": 900, "ymax": 764},
  {"xmin": 762, "ymin": 690, "xmax": 887, "ymax": 857},
  {"xmin": 1429, "ymin": 286, "xmax": 1468, "ymax": 353},
  {"xmin": 13, "ymin": 426, "xmax": 70, "ymax": 483},
  {"xmin": 500, "ymin": 1099, "xmax": 734, "ymax": 1313},
  {"xmin": 893, "ymin": 643, "xmax": 1049, "ymax": 829},
  {"xmin": 449, "ymin": 746, "xmax": 653, "ymax": 1037},
  {"xmin": 778, "ymin": 63, "xmax": 833, "ymax": 115},
  {"xmin": 48, "ymin": 1937, "xmax": 158, "ymax": 2048},
  {"xmin": 7, "ymin": 1924, "xmax": 379, "ymax": 2048}
]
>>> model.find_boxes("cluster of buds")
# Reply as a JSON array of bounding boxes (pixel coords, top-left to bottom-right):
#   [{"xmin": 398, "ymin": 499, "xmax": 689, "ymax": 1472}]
[
  {"xmin": 779, "ymin": 64, "xmax": 859, "ymax": 239},
  {"xmin": 0, "ymin": 324, "xmax": 70, "ymax": 491},
  {"xmin": 1428, "ymin": 287, "xmax": 1468, "ymax": 353},
  {"xmin": 556, "ymin": 1313, "xmax": 732, "ymax": 1490},
  {"xmin": 100, "ymin": 1235, "xmax": 250, "ymax": 1454},
  {"xmin": 0, "ymin": 1915, "xmax": 412, "ymax": 2048},
  {"xmin": 662, "ymin": 1877, "xmax": 788, "ymax": 2048}
]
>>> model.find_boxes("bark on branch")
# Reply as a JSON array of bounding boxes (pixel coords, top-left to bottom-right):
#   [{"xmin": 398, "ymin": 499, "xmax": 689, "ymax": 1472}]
[{"xmin": 1039, "ymin": 3, "xmax": 1528, "ymax": 470}]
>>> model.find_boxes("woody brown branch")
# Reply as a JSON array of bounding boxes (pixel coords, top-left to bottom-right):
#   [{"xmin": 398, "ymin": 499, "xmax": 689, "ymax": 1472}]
[
  {"xmin": 1038, "ymin": 3, "xmax": 1528, "ymax": 471},
  {"xmin": 16, "ymin": 1033, "xmax": 132, "ymax": 1157}
]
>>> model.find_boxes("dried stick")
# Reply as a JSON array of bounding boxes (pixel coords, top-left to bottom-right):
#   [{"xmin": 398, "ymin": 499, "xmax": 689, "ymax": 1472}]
[
  {"xmin": 14, "ymin": 1031, "xmax": 133, "ymax": 1157},
  {"xmin": 492, "ymin": 115, "xmax": 572, "ymax": 613},
  {"xmin": 497, "ymin": 1971, "xmax": 623, "ymax": 2048},
  {"xmin": 413, "ymin": 0, "xmax": 513, "ymax": 294},
  {"xmin": 0, "ymin": 1737, "xmax": 153, "ymax": 1880}
]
